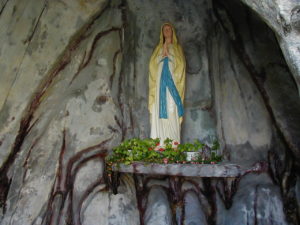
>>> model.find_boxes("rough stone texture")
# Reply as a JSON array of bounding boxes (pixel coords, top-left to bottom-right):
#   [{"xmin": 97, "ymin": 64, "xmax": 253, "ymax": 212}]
[
  {"xmin": 113, "ymin": 161, "xmax": 268, "ymax": 177},
  {"xmin": 0, "ymin": 0, "xmax": 139, "ymax": 224},
  {"xmin": 144, "ymin": 187, "xmax": 173, "ymax": 225},
  {"xmin": 213, "ymin": 0, "xmax": 300, "ymax": 166},
  {"xmin": 82, "ymin": 175, "xmax": 139, "ymax": 225},
  {"xmin": 216, "ymin": 174, "xmax": 288, "ymax": 225},
  {"xmin": 210, "ymin": 27, "xmax": 273, "ymax": 163},
  {"xmin": 0, "ymin": 0, "xmax": 108, "ymax": 169},
  {"xmin": 0, "ymin": 0, "xmax": 299, "ymax": 224},
  {"xmin": 240, "ymin": 0, "xmax": 300, "ymax": 95},
  {"xmin": 184, "ymin": 191, "xmax": 208, "ymax": 225}
]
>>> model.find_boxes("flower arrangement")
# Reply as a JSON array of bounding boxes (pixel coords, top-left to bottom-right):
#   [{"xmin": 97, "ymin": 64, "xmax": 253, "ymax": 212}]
[{"xmin": 106, "ymin": 138, "xmax": 222, "ymax": 175}]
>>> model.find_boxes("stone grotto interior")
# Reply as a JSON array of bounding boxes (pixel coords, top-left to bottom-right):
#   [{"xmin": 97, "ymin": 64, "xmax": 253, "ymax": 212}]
[{"xmin": 0, "ymin": 0, "xmax": 300, "ymax": 224}]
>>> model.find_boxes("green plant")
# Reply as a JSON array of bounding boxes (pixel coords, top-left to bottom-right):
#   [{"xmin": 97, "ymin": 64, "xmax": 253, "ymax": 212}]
[{"xmin": 105, "ymin": 138, "xmax": 222, "ymax": 175}]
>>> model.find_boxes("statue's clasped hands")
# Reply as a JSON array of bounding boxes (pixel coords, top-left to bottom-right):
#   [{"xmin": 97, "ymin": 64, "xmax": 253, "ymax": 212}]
[{"xmin": 163, "ymin": 42, "xmax": 169, "ymax": 57}]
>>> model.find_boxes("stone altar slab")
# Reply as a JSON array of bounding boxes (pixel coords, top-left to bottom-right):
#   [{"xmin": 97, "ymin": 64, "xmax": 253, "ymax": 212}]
[{"xmin": 112, "ymin": 161, "xmax": 268, "ymax": 177}]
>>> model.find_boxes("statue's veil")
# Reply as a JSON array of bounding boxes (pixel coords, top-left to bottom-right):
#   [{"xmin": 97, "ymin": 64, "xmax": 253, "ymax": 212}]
[{"xmin": 148, "ymin": 23, "xmax": 186, "ymax": 115}]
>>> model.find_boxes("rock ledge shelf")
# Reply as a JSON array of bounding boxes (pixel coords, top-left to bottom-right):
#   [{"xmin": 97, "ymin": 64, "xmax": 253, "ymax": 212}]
[{"xmin": 112, "ymin": 161, "xmax": 268, "ymax": 177}]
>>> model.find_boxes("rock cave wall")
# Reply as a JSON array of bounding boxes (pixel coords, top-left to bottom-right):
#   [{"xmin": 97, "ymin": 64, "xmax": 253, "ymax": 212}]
[{"xmin": 0, "ymin": 0, "xmax": 299, "ymax": 225}]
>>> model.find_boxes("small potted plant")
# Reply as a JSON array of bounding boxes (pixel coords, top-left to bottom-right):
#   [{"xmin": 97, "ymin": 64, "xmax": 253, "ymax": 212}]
[{"xmin": 179, "ymin": 140, "xmax": 203, "ymax": 161}]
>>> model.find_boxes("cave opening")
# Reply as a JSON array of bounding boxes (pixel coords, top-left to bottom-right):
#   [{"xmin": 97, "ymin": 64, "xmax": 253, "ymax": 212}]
[{"xmin": 0, "ymin": 0, "xmax": 299, "ymax": 224}]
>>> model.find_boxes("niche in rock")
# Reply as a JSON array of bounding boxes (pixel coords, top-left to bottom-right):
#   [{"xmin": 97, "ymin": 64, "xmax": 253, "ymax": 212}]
[
  {"xmin": 119, "ymin": 1, "xmax": 300, "ymax": 223},
  {"xmin": 122, "ymin": 0, "xmax": 217, "ymax": 145},
  {"xmin": 122, "ymin": 0, "xmax": 300, "ymax": 165}
]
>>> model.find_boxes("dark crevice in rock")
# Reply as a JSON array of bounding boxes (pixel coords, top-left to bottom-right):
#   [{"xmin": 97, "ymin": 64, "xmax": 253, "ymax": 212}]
[
  {"xmin": 70, "ymin": 27, "xmax": 122, "ymax": 85},
  {"xmin": 212, "ymin": 0, "xmax": 300, "ymax": 223},
  {"xmin": 253, "ymin": 184, "xmax": 259, "ymax": 225},
  {"xmin": 0, "ymin": 0, "xmax": 10, "ymax": 17},
  {"xmin": 116, "ymin": 3, "xmax": 134, "ymax": 141},
  {"xmin": 0, "ymin": 175, "xmax": 11, "ymax": 214},
  {"xmin": 42, "ymin": 129, "xmax": 67, "ymax": 225},
  {"xmin": 216, "ymin": 177, "xmax": 241, "ymax": 209},
  {"xmin": 110, "ymin": 49, "xmax": 122, "ymax": 88},
  {"xmin": 0, "ymin": 46, "xmax": 70, "ymax": 187},
  {"xmin": 107, "ymin": 125, "xmax": 119, "ymax": 134},
  {"xmin": 169, "ymin": 177, "xmax": 184, "ymax": 224},
  {"xmin": 23, "ymin": 0, "xmax": 48, "ymax": 45},
  {"xmin": 133, "ymin": 175, "xmax": 145, "ymax": 225},
  {"xmin": 169, "ymin": 177, "xmax": 182, "ymax": 204},
  {"xmin": 268, "ymin": 151, "xmax": 284, "ymax": 185},
  {"xmin": 116, "ymin": 163, "xmax": 272, "ymax": 225},
  {"xmin": 0, "ymin": 113, "xmax": 34, "ymax": 211},
  {"xmin": 57, "ymin": 129, "xmax": 67, "ymax": 191},
  {"xmin": 134, "ymin": 176, "xmax": 176, "ymax": 225},
  {"xmin": 65, "ymin": 143, "xmax": 109, "ymax": 224},
  {"xmin": 43, "ymin": 136, "xmax": 110, "ymax": 225},
  {"xmin": 22, "ymin": 136, "xmax": 41, "ymax": 183},
  {"xmin": 266, "ymin": 62, "xmax": 299, "ymax": 90},
  {"xmin": 202, "ymin": 178, "xmax": 216, "ymax": 225},
  {"xmin": 114, "ymin": 115, "xmax": 126, "ymax": 141},
  {"xmin": 213, "ymin": 0, "xmax": 299, "ymax": 161},
  {"xmin": 77, "ymin": 177, "xmax": 106, "ymax": 223},
  {"xmin": 280, "ymin": 154, "xmax": 300, "ymax": 223}
]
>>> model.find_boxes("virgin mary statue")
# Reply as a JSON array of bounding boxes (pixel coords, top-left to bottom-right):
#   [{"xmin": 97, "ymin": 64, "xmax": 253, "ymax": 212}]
[{"xmin": 148, "ymin": 23, "xmax": 186, "ymax": 144}]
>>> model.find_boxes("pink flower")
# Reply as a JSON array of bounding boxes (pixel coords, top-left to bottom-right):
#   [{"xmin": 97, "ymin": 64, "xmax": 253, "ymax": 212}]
[
  {"xmin": 163, "ymin": 158, "xmax": 168, "ymax": 164},
  {"xmin": 210, "ymin": 161, "xmax": 216, "ymax": 164},
  {"xmin": 174, "ymin": 141, "xmax": 179, "ymax": 145},
  {"xmin": 156, "ymin": 142, "xmax": 160, "ymax": 146}
]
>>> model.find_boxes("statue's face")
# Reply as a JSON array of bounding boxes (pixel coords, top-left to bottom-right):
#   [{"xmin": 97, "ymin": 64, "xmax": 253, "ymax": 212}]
[{"xmin": 163, "ymin": 25, "xmax": 173, "ymax": 39}]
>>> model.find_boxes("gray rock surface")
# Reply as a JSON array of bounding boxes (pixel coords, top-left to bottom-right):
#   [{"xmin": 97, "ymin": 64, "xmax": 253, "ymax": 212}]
[
  {"xmin": 0, "ymin": 0, "xmax": 134, "ymax": 224},
  {"xmin": 113, "ymin": 162, "xmax": 268, "ymax": 177},
  {"xmin": 216, "ymin": 173, "xmax": 288, "ymax": 225},
  {"xmin": 184, "ymin": 191, "xmax": 208, "ymax": 225},
  {"xmin": 144, "ymin": 187, "xmax": 172, "ymax": 225},
  {"xmin": 210, "ymin": 27, "xmax": 273, "ymax": 162},
  {"xmin": 213, "ymin": 0, "xmax": 300, "ymax": 166},
  {"xmin": 240, "ymin": 0, "xmax": 300, "ymax": 94},
  {"xmin": 81, "ymin": 175, "xmax": 139, "ymax": 225},
  {"xmin": 0, "ymin": 0, "xmax": 299, "ymax": 224}
]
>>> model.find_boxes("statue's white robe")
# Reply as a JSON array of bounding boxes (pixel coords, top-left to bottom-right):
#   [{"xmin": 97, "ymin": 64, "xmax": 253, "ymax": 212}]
[{"xmin": 150, "ymin": 45, "xmax": 181, "ymax": 144}]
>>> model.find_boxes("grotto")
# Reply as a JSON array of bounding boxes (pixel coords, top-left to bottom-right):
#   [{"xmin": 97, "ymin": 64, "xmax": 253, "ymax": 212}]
[{"xmin": 0, "ymin": 0, "xmax": 300, "ymax": 224}]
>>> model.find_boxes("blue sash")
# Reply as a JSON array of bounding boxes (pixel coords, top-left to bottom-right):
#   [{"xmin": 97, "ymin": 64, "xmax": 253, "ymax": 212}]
[{"xmin": 159, "ymin": 57, "xmax": 184, "ymax": 118}]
